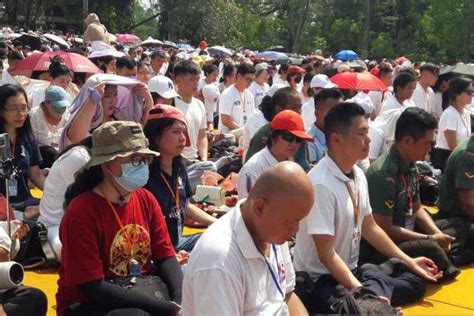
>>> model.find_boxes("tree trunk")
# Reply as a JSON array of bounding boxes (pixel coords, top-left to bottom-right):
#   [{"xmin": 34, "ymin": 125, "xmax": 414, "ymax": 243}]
[
  {"xmin": 291, "ymin": 0, "xmax": 311, "ymax": 52},
  {"xmin": 360, "ymin": 0, "xmax": 371, "ymax": 58}
]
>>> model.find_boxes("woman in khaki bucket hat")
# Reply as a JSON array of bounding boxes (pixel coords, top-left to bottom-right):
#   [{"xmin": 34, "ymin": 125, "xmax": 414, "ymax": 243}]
[{"xmin": 56, "ymin": 121, "xmax": 182, "ymax": 316}]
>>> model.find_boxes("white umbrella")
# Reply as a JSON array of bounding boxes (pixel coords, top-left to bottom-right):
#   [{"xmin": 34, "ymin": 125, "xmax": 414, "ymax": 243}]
[
  {"xmin": 208, "ymin": 45, "xmax": 233, "ymax": 56},
  {"xmin": 141, "ymin": 36, "xmax": 163, "ymax": 46},
  {"xmin": 42, "ymin": 33, "xmax": 70, "ymax": 49}
]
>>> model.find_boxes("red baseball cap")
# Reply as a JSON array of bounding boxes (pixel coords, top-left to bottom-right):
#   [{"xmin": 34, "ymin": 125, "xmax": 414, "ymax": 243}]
[
  {"xmin": 287, "ymin": 66, "xmax": 306, "ymax": 75},
  {"xmin": 146, "ymin": 104, "xmax": 191, "ymax": 146},
  {"xmin": 271, "ymin": 110, "xmax": 313, "ymax": 141}
]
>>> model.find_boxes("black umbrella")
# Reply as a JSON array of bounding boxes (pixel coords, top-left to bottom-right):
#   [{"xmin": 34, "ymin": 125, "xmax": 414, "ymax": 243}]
[{"xmin": 17, "ymin": 34, "xmax": 42, "ymax": 51}]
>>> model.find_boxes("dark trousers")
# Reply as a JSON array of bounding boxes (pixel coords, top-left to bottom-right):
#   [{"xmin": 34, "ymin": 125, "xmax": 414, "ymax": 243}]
[
  {"xmin": 359, "ymin": 238, "xmax": 459, "ymax": 280},
  {"xmin": 435, "ymin": 216, "xmax": 474, "ymax": 266},
  {"xmin": 0, "ymin": 285, "xmax": 47, "ymax": 316},
  {"xmin": 311, "ymin": 259, "xmax": 426, "ymax": 314},
  {"xmin": 65, "ymin": 302, "xmax": 151, "ymax": 316}
]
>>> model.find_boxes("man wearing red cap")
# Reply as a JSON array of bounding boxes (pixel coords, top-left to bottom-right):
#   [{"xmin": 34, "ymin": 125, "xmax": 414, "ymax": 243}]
[{"xmin": 238, "ymin": 110, "xmax": 312, "ymax": 199}]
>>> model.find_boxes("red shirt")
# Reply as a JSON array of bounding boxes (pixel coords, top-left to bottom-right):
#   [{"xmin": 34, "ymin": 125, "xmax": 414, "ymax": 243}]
[{"xmin": 56, "ymin": 188, "xmax": 175, "ymax": 315}]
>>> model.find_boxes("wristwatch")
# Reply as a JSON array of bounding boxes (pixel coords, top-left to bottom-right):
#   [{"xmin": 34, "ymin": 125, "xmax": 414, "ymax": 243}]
[{"xmin": 425, "ymin": 234, "xmax": 434, "ymax": 240}]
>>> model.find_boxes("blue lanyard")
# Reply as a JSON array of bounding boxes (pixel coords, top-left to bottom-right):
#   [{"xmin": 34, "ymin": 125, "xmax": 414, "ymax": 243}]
[{"xmin": 257, "ymin": 243, "xmax": 285, "ymax": 298}]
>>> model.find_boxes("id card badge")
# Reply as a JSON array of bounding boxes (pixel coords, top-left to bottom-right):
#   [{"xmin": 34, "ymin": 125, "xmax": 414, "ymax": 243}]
[
  {"xmin": 349, "ymin": 228, "xmax": 360, "ymax": 266},
  {"xmin": 8, "ymin": 179, "xmax": 17, "ymax": 197},
  {"xmin": 405, "ymin": 215, "xmax": 416, "ymax": 231}
]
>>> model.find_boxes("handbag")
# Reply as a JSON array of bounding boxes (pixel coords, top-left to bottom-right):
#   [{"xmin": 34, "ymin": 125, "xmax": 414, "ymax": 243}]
[
  {"xmin": 105, "ymin": 275, "xmax": 170, "ymax": 301},
  {"xmin": 14, "ymin": 221, "xmax": 58, "ymax": 269}
]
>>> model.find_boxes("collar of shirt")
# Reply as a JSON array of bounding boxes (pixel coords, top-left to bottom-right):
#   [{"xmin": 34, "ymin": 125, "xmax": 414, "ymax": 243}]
[
  {"xmin": 308, "ymin": 124, "xmax": 326, "ymax": 147},
  {"xmin": 321, "ymin": 155, "xmax": 354, "ymax": 183},
  {"xmin": 389, "ymin": 146, "xmax": 414, "ymax": 174},
  {"xmin": 261, "ymin": 147, "xmax": 279, "ymax": 165},
  {"xmin": 233, "ymin": 199, "xmax": 263, "ymax": 260}
]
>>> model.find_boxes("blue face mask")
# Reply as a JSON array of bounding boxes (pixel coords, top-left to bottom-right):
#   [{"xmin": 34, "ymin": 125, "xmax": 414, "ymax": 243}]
[{"xmin": 115, "ymin": 162, "xmax": 149, "ymax": 192}]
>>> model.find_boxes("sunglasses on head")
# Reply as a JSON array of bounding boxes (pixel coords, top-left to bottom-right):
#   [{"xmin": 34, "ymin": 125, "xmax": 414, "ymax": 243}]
[{"xmin": 279, "ymin": 132, "xmax": 303, "ymax": 143}]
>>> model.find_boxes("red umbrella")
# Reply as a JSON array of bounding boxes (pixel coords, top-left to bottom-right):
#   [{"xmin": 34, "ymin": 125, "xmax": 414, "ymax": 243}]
[
  {"xmin": 116, "ymin": 34, "xmax": 141, "ymax": 44},
  {"xmin": 330, "ymin": 72, "xmax": 387, "ymax": 91},
  {"xmin": 10, "ymin": 52, "xmax": 101, "ymax": 77}
]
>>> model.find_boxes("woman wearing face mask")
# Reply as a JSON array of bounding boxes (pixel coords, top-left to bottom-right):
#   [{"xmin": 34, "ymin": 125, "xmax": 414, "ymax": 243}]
[
  {"xmin": 57, "ymin": 121, "xmax": 182, "ymax": 316},
  {"xmin": 29, "ymin": 85, "xmax": 71, "ymax": 167}
]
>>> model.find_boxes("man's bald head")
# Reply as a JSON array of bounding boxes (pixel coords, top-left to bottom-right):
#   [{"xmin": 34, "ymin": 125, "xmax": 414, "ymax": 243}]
[{"xmin": 245, "ymin": 161, "xmax": 314, "ymax": 245}]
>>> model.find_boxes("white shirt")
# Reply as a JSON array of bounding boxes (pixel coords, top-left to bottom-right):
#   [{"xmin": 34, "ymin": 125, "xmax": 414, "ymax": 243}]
[
  {"xmin": 272, "ymin": 74, "xmax": 286, "ymax": 87},
  {"xmin": 436, "ymin": 106, "xmax": 472, "ymax": 150},
  {"xmin": 237, "ymin": 147, "xmax": 278, "ymax": 199},
  {"xmin": 202, "ymin": 83, "xmax": 220, "ymax": 123},
  {"xmin": 0, "ymin": 223, "xmax": 20, "ymax": 258},
  {"xmin": 248, "ymin": 81, "xmax": 269, "ymax": 107},
  {"xmin": 175, "ymin": 97, "xmax": 207, "ymax": 159},
  {"xmin": 301, "ymin": 98, "xmax": 315, "ymax": 131},
  {"xmin": 412, "ymin": 82, "xmax": 435, "ymax": 114},
  {"xmin": 242, "ymin": 110, "xmax": 268, "ymax": 156},
  {"xmin": 293, "ymin": 155, "xmax": 372, "ymax": 281},
  {"xmin": 368, "ymin": 89, "xmax": 392, "ymax": 118},
  {"xmin": 182, "ymin": 201, "xmax": 295, "ymax": 316},
  {"xmin": 38, "ymin": 146, "xmax": 90, "ymax": 227},
  {"xmin": 218, "ymin": 85, "xmax": 255, "ymax": 133},
  {"xmin": 431, "ymin": 91, "xmax": 444, "ymax": 120},
  {"xmin": 29, "ymin": 106, "xmax": 69, "ymax": 148},
  {"xmin": 380, "ymin": 94, "xmax": 414, "ymax": 114}
]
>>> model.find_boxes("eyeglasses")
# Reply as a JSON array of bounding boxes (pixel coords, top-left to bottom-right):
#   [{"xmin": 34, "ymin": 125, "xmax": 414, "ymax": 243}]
[
  {"xmin": 130, "ymin": 155, "xmax": 154, "ymax": 166},
  {"xmin": 3, "ymin": 107, "xmax": 28, "ymax": 114},
  {"xmin": 279, "ymin": 132, "xmax": 303, "ymax": 143}
]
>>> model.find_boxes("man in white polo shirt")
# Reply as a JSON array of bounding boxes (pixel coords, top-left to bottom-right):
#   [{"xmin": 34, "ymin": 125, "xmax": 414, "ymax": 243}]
[
  {"xmin": 183, "ymin": 161, "xmax": 314, "ymax": 316},
  {"xmin": 218, "ymin": 63, "xmax": 256, "ymax": 136},
  {"xmin": 238, "ymin": 110, "xmax": 313, "ymax": 199},
  {"xmin": 412, "ymin": 63, "xmax": 439, "ymax": 117},
  {"xmin": 293, "ymin": 102, "xmax": 442, "ymax": 314}
]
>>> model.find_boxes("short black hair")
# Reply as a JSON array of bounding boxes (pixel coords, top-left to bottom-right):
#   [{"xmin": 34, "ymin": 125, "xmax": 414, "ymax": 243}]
[
  {"xmin": 7, "ymin": 50, "xmax": 23, "ymax": 61},
  {"xmin": 419, "ymin": 63, "xmax": 439, "ymax": 76},
  {"xmin": 203, "ymin": 63, "xmax": 218, "ymax": 76},
  {"xmin": 278, "ymin": 63, "xmax": 289, "ymax": 74},
  {"xmin": 378, "ymin": 66, "xmax": 393, "ymax": 78},
  {"xmin": 303, "ymin": 71, "xmax": 315, "ymax": 84},
  {"xmin": 324, "ymin": 102, "xmax": 366, "ymax": 145},
  {"xmin": 49, "ymin": 57, "xmax": 71, "ymax": 78},
  {"xmin": 314, "ymin": 88, "xmax": 343, "ymax": 108},
  {"xmin": 237, "ymin": 63, "xmax": 255, "ymax": 76},
  {"xmin": 173, "ymin": 60, "xmax": 201, "ymax": 77},
  {"xmin": 395, "ymin": 107, "xmax": 437, "ymax": 142},
  {"xmin": 222, "ymin": 64, "xmax": 236, "ymax": 79},
  {"xmin": 150, "ymin": 50, "xmax": 168, "ymax": 59},
  {"xmin": 448, "ymin": 77, "xmax": 472, "ymax": 102},
  {"xmin": 393, "ymin": 71, "xmax": 417, "ymax": 93},
  {"xmin": 116, "ymin": 56, "xmax": 137, "ymax": 70}
]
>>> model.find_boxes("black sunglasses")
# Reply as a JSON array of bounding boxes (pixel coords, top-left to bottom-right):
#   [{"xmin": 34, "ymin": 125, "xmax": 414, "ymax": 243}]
[{"xmin": 279, "ymin": 132, "xmax": 303, "ymax": 143}]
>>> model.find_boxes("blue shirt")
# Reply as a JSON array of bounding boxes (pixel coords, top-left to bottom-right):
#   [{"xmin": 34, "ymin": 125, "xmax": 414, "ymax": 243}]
[{"xmin": 307, "ymin": 124, "xmax": 327, "ymax": 164}]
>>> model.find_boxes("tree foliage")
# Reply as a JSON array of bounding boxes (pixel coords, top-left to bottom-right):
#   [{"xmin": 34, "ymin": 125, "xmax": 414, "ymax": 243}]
[{"xmin": 3, "ymin": 0, "xmax": 473, "ymax": 62}]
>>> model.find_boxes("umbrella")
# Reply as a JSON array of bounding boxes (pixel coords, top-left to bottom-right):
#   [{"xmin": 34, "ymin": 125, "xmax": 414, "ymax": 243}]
[
  {"xmin": 440, "ymin": 63, "xmax": 474, "ymax": 78},
  {"xmin": 242, "ymin": 49, "xmax": 256, "ymax": 57},
  {"xmin": 265, "ymin": 45, "xmax": 285, "ymax": 52},
  {"xmin": 141, "ymin": 36, "xmax": 163, "ymax": 47},
  {"xmin": 10, "ymin": 52, "xmax": 101, "ymax": 77},
  {"xmin": 334, "ymin": 50, "xmax": 359, "ymax": 61},
  {"xmin": 116, "ymin": 34, "xmax": 141, "ymax": 44},
  {"xmin": 256, "ymin": 51, "xmax": 289, "ymax": 61},
  {"xmin": 163, "ymin": 41, "xmax": 178, "ymax": 49},
  {"xmin": 330, "ymin": 72, "xmax": 387, "ymax": 91},
  {"xmin": 177, "ymin": 43, "xmax": 193, "ymax": 50},
  {"xmin": 17, "ymin": 34, "xmax": 42, "ymax": 51},
  {"xmin": 208, "ymin": 45, "xmax": 233, "ymax": 57},
  {"xmin": 42, "ymin": 33, "xmax": 70, "ymax": 49}
]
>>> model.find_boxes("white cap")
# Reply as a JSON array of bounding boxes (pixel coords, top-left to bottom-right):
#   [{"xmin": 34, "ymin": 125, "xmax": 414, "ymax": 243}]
[
  {"xmin": 310, "ymin": 74, "xmax": 337, "ymax": 89},
  {"xmin": 148, "ymin": 75, "xmax": 179, "ymax": 99}
]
